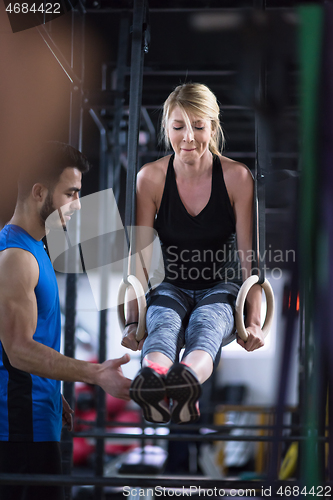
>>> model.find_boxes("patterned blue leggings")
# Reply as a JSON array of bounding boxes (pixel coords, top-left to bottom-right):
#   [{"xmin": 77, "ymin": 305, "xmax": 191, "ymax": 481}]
[{"xmin": 142, "ymin": 282, "xmax": 238, "ymax": 366}]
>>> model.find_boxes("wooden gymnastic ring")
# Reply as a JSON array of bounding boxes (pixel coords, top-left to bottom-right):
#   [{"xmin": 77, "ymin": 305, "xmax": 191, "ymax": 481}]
[
  {"xmin": 117, "ymin": 275, "xmax": 147, "ymax": 341},
  {"xmin": 235, "ymin": 275, "xmax": 275, "ymax": 342}
]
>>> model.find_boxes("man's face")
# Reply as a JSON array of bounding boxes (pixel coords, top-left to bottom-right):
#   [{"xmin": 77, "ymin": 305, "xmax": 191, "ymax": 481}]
[{"xmin": 41, "ymin": 167, "xmax": 82, "ymax": 230}]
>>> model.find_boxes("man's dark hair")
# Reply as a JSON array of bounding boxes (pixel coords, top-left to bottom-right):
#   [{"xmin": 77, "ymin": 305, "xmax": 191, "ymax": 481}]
[{"xmin": 18, "ymin": 141, "xmax": 91, "ymax": 200}]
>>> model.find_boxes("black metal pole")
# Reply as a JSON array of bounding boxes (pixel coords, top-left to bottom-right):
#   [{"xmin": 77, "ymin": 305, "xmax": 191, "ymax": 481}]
[
  {"xmin": 2, "ymin": 473, "xmax": 321, "ymax": 491},
  {"xmin": 109, "ymin": 15, "xmax": 130, "ymax": 266},
  {"xmin": 110, "ymin": 15, "xmax": 130, "ymax": 209},
  {"xmin": 88, "ymin": 16, "xmax": 131, "ymax": 500},
  {"xmin": 123, "ymin": 0, "xmax": 148, "ymax": 279},
  {"xmin": 254, "ymin": 66, "xmax": 267, "ymax": 283},
  {"xmin": 89, "ymin": 110, "xmax": 108, "ymax": 500},
  {"xmin": 62, "ymin": 7, "xmax": 85, "ymax": 500},
  {"xmin": 253, "ymin": 0, "xmax": 267, "ymax": 287}
]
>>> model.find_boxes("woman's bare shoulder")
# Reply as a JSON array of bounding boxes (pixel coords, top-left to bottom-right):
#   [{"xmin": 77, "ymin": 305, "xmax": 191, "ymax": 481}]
[
  {"xmin": 138, "ymin": 155, "xmax": 171, "ymax": 184},
  {"xmin": 219, "ymin": 154, "xmax": 253, "ymax": 182},
  {"xmin": 218, "ymin": 155, "xmax": 253, "ymax": 205}
]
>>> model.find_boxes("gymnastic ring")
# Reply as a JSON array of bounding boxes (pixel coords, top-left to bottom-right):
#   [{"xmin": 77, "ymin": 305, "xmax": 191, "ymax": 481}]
[
  {"xmin": 117, "ymin": 275, "xmax": 147, "ymax": 341},
  {"xmin": 235, "ymin": 275, "xmax": 275, "ymax": 342}
]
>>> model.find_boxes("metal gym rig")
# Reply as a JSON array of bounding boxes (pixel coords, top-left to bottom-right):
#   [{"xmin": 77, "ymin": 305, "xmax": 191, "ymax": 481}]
[{"xmin": 1, "ymin": 0, "xmax": 332, "ymax": 499}]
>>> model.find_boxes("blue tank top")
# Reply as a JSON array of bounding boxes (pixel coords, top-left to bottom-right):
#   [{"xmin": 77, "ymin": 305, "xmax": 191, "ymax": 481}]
[{"xmin": 0, "ymin": 224, "xmax": 62, "ymax": 442}]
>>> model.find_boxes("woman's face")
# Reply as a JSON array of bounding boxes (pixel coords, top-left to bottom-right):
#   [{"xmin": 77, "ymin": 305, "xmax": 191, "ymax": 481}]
[{"xmin": 167, "ymin": 106, "xmax": 212, "ymax": 162}]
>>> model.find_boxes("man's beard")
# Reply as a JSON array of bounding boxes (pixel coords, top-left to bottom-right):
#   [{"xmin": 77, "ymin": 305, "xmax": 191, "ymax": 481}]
[{"xmin": 40, "ymin": 192, "xmax": 65, "ymax": 230}]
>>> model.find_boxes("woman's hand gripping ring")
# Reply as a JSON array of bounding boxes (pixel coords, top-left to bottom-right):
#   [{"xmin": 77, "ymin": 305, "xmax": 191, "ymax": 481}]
[
  {"xmin": 117, "ymin": 275, "xmax": 147, "ymax": 341},
  {"xmin": 235, "ymin": 275, "xmax": 275, "ymax": 342}
]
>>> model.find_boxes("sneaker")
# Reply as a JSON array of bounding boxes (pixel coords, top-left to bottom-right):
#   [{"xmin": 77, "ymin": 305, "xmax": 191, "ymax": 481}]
[
  {"xmin": 146, "ymin": 359, "xmax": 169, "ymax": 376},
  {"xmin": 130, "ymin": 367, "xmax": 170, "ymax": 424},
  {"xmin": 165, "ymin": 363, "xmax": 201, "ymax": 424}
]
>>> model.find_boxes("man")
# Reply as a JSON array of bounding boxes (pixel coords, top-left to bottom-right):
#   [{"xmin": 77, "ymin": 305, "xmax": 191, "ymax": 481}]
[{"xmin": 0, "ymin": 142, "xmax": 131, "ymax": 499}]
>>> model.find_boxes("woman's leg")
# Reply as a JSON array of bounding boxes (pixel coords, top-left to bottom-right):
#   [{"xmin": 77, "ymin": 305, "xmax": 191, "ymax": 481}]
[
  {"xmin": 142, "ymin": 304, "xmax": 183, "ymax": 370},
  {"xmin": 182, "ymin": 301, "xmax": 235, "ymax": 382},
  {"xmin": 141, "ymin": 283, "xmax": 193, "ymax": 366},
  {"xmin": 130, "ymin": 283, "xmax": 193, "ymax": 423},
  {"xmin": 143, "ymin": 352, "xmax": 174, "ymax": 369},
  {"xmin": 165, "ymin": 292, "xmax": 236, "ymax": 424},
  {"xmin": 181, "ymin": 350, "xmax": 213, "ymax": 384}
]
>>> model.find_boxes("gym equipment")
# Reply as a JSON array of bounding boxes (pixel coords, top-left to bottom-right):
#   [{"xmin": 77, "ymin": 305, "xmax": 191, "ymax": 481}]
[
  {"xmin": 234, "ymin": 45, "xmax": 275, "ymax": 342},
  {"xmin": 117, "ymin": 0, "xmax": 149, "ymax": 342},
  {"xmin": 235, "ymin": 275, "xmax": 274, "ymax": 341},
  {"xmin": 117, "ymin": 275, "xmax": 146, "ymax": 341}
]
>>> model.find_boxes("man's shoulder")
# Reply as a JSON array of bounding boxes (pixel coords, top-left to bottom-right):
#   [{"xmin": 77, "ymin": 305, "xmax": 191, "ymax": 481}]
[{"xmin": 0, "ymin": 248, "xmax": 39, "ymax": 292}]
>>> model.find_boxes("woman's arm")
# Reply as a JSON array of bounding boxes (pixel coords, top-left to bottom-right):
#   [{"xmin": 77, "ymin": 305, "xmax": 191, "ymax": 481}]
[
  {"xmin": 227, "ymin": 161, "xmax": 265, "ymax": 352},
  {"xmin": 121, "ymin": 162, "xmax": 162, "ymax": 351}
]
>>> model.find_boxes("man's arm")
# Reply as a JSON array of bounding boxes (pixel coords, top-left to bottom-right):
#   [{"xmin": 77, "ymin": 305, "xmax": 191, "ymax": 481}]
[{"xmin": 0, "ymin": 248, "xmax": 131, "ymax": 400}]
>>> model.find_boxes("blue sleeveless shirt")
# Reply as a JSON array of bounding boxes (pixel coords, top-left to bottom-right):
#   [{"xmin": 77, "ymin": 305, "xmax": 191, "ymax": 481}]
[{"xmin": 0, "ymin": 224, "xmax": 62, "ymax": 442}]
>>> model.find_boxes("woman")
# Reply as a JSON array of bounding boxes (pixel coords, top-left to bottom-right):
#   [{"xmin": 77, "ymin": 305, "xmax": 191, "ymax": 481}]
[{"xmin": 122, "ymin": 83, "xmax": 264, "ymax": 425}]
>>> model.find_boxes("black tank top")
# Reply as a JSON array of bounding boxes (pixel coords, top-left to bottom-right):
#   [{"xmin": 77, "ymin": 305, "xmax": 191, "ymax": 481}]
[{"xmin": 154, "ymin": 154, "xmax": 243, "ymax": 290}]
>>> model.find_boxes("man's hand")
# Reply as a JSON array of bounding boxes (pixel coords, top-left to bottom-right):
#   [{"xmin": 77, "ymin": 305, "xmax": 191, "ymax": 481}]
[
  {"xmin": 97, "ymin": 354, "xmax": 132, "ymax": 400},
  {"xmin": 0, "ymin": 250, "xmax": 133, "ymax": 393},
  {"xmin": 62, "ymin": 394, "xmax": 74, "ymax": 431},
  {"xmin": 121, "ymin": 324, "xmax": 147, "ymax": 351},
  {"xmin": 237, "ymin": 324, "xmax": 264, "ymax": 352}
]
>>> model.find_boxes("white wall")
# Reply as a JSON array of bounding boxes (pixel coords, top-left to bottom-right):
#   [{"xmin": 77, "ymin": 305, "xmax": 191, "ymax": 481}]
[{"xmin": 216, "ymin": 271, "xmax": 299, "ymax": 406}]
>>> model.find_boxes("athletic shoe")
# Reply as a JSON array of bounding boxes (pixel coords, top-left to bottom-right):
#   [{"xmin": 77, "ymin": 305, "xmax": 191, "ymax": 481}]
[
  {"xmin": 165, "ymin": 363, "xmax": 201, "ymax": 424},
  {"xmin": 146, "ymin": 359, "xmax": 169, "ymax": 376},
  {"xmin": 130, "ymin": 367, "xmax": 170, "ymax": 424}
]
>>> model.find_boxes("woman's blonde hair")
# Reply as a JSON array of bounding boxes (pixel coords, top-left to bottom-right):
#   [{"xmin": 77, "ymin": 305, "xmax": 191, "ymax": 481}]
[{"xmin": 161, "ymin": 83, "xmax": 225, "ymax": 155}]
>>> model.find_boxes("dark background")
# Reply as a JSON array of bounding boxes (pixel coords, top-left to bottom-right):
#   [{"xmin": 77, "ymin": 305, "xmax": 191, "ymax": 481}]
[{"xmin": 0, "ymin": 0, "xmax": 309, "ymax": 262}]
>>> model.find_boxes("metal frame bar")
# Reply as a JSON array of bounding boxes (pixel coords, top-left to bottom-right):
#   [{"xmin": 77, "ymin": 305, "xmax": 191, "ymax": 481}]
[
  {"xmin": 75, "ymin": 421, "xmax": 303, "ymax": 430},
  {"xmin": 123, "ymin": 0, "xmax": 148, "ymax": 279},
  {"xmin": 87, "ymin": 108, "xmax": 109, "ymax": 500},
  {"xmin": 36, "ymin": 24, "xmax": 81, "ymax": 86},
  {"xmin": 85, "ymin": 7, "xmax": 296, "ymax": 14},
  {"xmin": 1, "ymin": 474, "xmax": 327, "ymax": 490},
  {"xmin": 71, "ymin": 432, "xmax": 327, "ymax": 443},
  {"xmin": 87, "ymin": 15, "xmax": 132, "ymax": 496},
  {"xmin": 86, "ymin": 14, "xmax": 131, "ymax": 500},
  {"xmin": 103, "ymin": 65, "xmax": 237, "ymax": 76},
  {"xmin": 89, "ymin": 109, "xmax": 108, "ymax": 157},
  {"xmin": 110, "ymin": 15, "xmax": 130, "ymax": 208},
  {"xmin": 253, "ymin": 0, "xmax": 268, "ymax": 286},
  {"xmin": 62, "ymin": 8, "xmax": 85, "ymax": 500},
  {"xmin": 85, "ymin": 103, "xmax": 255, "ymax": 111}
]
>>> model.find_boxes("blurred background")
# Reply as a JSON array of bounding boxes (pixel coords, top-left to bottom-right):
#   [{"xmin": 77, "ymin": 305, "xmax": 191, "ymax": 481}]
[{"xmin": 0, "ymin": 0, "xmax": 319, "ymax": 494}]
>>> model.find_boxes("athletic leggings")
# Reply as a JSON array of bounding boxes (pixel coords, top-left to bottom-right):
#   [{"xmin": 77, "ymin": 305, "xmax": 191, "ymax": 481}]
[{"xmin": 143, "ymin": 282, "xmax": 238, "ymax": 366}]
